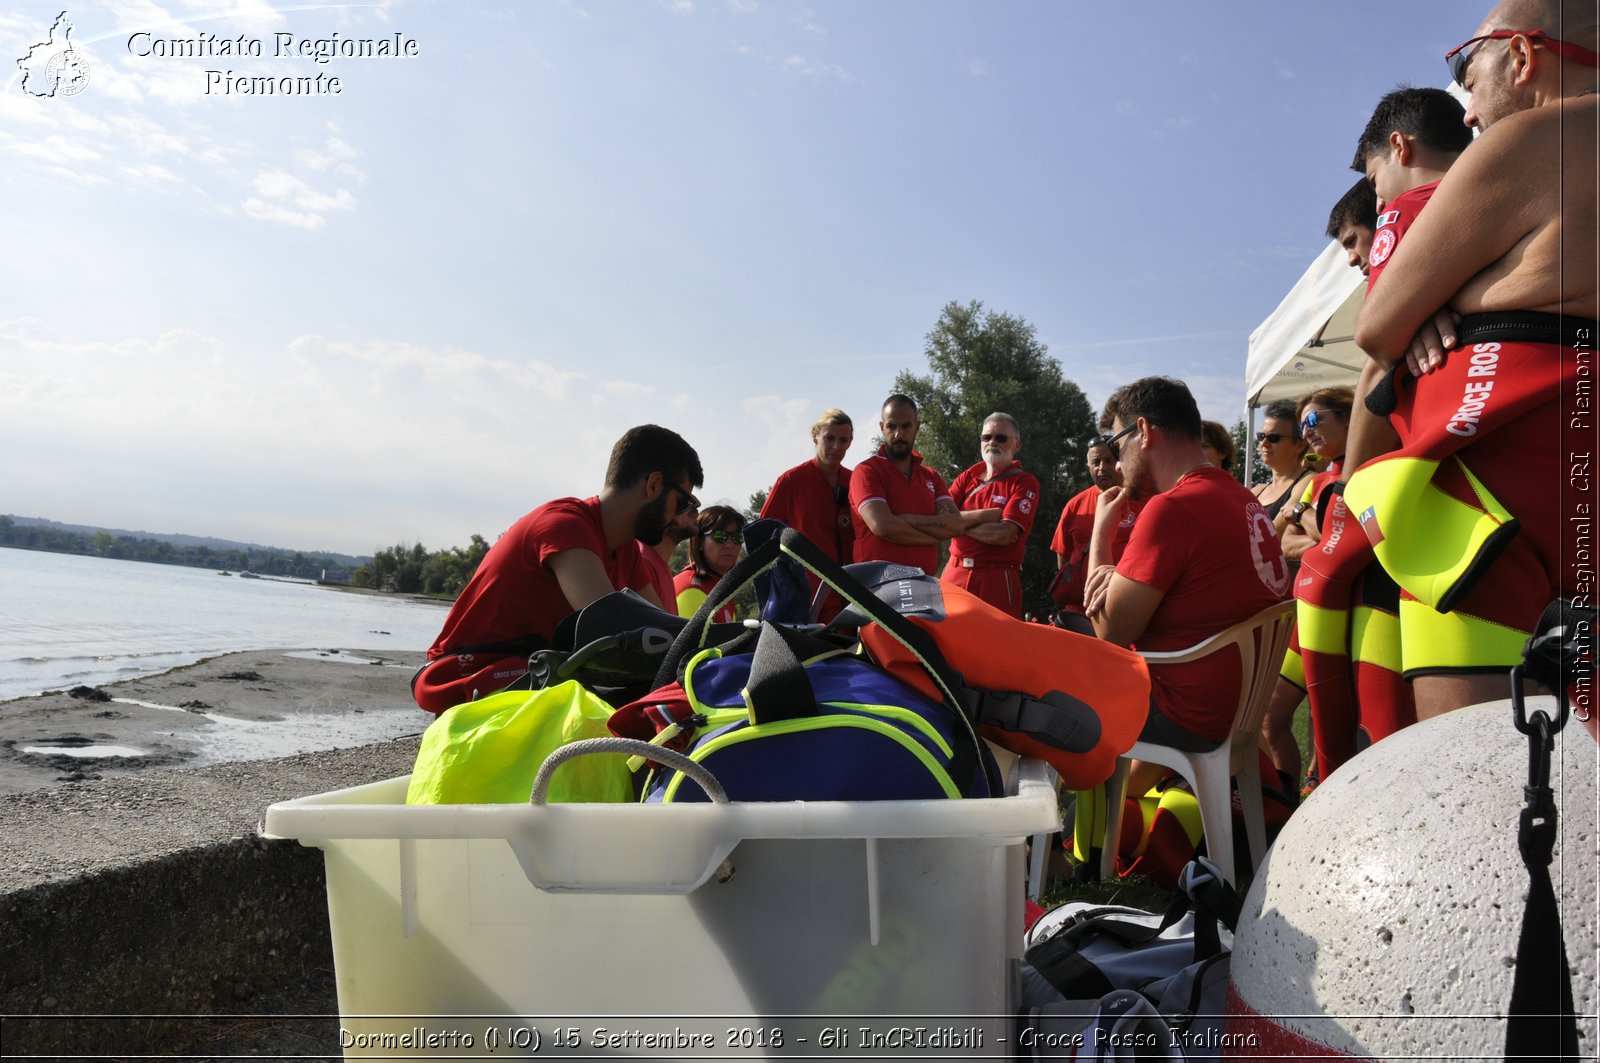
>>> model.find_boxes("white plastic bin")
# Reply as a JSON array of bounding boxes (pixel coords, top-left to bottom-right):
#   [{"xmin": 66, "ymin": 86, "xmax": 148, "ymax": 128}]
[{"xmin": 263, "ymin": 755, "xmax": 1060, "ymax": 1059}]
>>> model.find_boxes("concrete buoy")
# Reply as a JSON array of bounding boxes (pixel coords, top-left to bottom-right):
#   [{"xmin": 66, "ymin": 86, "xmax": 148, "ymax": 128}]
[{"xmin": 1226, "ymin": 699, "xmax": 1597, "ymax": 1058}]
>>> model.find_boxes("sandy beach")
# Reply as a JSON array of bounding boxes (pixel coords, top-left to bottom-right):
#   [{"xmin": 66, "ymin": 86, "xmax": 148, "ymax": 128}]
[{"xmin": 0, "ymin": 647, "xmax": 429, "ymax": 795}]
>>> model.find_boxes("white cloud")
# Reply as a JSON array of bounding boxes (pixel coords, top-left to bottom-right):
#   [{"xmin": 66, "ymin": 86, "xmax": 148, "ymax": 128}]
[
  {"xmin": 244, "ymin": 169, "xmax": 356, "ymax": 226},
  {"xmin": 726, "ymin": 0, "xmax": 757, "ymax": 11},
  {"xmin": 662, "ymin": 0, "xmax": 695, "ymax": 13},
  {"xmin": 791, "ymin": 8, "xmax": 825, "ymax": 36},
  {"xmin": 778, "ymin": 54, "xmax": 854, "ymax": 82},
  {"xmin": 965, "ymin": 56, "xmax": 989, "ymax": 78}
]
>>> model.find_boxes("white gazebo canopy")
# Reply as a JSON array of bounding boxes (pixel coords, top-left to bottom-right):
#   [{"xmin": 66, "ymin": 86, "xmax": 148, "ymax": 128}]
[{"xmin": 1244, "ymin": 240, "xmax": 1366, "ymax": 410}]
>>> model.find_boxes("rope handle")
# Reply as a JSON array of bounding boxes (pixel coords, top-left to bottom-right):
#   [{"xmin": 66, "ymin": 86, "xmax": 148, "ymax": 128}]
[{"xmin": 529, "ymin": 737, "xmax": 728, "ymax": 805}]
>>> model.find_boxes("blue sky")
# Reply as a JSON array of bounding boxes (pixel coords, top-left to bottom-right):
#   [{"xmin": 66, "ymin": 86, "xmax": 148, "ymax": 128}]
[{"xmin": 1, "ymin": 0, "xmax": 1473, "ymax": 555}]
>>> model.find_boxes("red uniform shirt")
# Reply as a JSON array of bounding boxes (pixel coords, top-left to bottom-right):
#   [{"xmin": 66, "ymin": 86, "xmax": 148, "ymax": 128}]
[
  {"xmin": 427, "ymin": 496, "xmax": 649, "ymax": 658},
  {"xmin": 760, "ymin": 459, "xmax": 854, "ymax": 565},
  {"xmin": 1116, "ymin": 467, "xmax": 1291, "ymax": 740},
  {"xmin": 1366, "ymin": 181, "xmax": 1437, "ymax": 291},
  {"xmin": 1050, "ymin": 486, "xmax": 1142, "ymax": 612},
  {"xmin": 849, "ymin": 450, "xmax": 952, "ymax": 575},
  {"xmin": 945, "ymin": 461, "xmax": 1041, "ymax": 568},
  {"xmin": 635, "ymin": 542, "xmax": 677, "ymax": 612}
]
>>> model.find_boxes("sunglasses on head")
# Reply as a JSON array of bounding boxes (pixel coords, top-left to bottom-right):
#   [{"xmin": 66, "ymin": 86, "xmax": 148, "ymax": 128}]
[
  {"xmin": 1101, "ymin": 422, "xmax": 1138, "ymax": 460},
  {"xmin": 703, "ymin": 529, "xmax": 739, "ymax": 544},
  {"xmin": 981, "ymin": 432, "xmax": 1012, "ymax": 444},
  {"xmin": 1256, "ymin": 431, "xmax": 1293, "ymax": 445},
  {"xmin": 1445, "ymin": 28, "xmax": 1600, "ymax": 87}
]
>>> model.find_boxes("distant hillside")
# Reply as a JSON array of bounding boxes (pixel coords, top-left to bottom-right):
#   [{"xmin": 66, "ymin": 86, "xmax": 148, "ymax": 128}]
[{"xmin": 4, "ymin": 515, "xmax": 371, "ymax": 568}]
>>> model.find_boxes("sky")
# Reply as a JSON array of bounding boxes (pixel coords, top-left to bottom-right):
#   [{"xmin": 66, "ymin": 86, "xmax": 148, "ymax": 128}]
[{"xmin": 0, "ymin": 0, "xmax": 1478, "ymax": 557}]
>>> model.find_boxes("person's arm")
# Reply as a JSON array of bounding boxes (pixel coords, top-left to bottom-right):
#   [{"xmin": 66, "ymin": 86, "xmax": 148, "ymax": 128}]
[
  {"xmin": 1354, "ymin": 112, "xmax": 1545, "ymax": 369},
  {"xmin": 962, "ymin": 520, "xmax": 1020, "ymax": 546},
  {"xmin": 1343, "ymin": 359, "xmax": 1400, "ymax": 473},
  {"xmin": 857, "ymin": 500, "xmax": 944, "ymax": 545},
  {"xmin": 547, "ymin": 548, "xmax": 627, "ymax": 612},
  {"xmin": 1087, "ymin": 572, "xmax": 1164, "ymax": 647}
]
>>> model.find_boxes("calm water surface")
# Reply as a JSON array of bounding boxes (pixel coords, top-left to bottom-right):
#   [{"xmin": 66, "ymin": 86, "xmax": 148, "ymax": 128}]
[{"xmin": 0, "ymin": 548, "xmax": 447, "ymax": 701}]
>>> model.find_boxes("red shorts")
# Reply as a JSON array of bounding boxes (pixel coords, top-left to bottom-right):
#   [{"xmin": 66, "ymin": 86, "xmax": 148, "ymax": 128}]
[{"xmin": 940, "ymin": 561, "xmax": 1022, "ymax": 617}]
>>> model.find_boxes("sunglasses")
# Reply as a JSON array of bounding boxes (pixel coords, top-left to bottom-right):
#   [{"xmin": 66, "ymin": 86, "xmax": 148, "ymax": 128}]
[
  {"xmin": 1300, "ymin": 409, "xmax": 1342, "ymax": 433},
  {"xmin": 1101, "ymin": 423, "xmax": 1138, "ymax": 461},
  {"xmin": 665, "ymin": 483, "xmax": 700, "ymax": 516},
  {"xmin": 981, "ymin": 432, "xmax": 1013, "ymax": 444},
  {"xmin": 703, "ymin": 529, "xmax": 740, "ymax": 544},
  {"xmin": 1256, "ymin": 432, "xmax": 1293, "ymax": 445},
  {"xmin": 1446, "ymin": 28, "xmax": 1600, "ymax": 87}
]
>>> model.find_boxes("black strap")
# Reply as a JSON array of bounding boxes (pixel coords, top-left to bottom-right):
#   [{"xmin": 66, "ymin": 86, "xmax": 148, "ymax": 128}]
[
  {"xmin": 744, "ymin": 622, "xmax": 821, "ymax": 725},
  {"xmin": 650, "ymin": 527, "xmax": 995, "ymax": 797},
  {"xmin": 1503, "ymin": 602, "xmax": 1585, "ymax": 1061},
  {"xmin": 963, "ymin": 687, "xmax": 1103, "ymax": 754},
  {"xmin": 776, "ymin": 528, "xmax": 995, "ymax": 798}
]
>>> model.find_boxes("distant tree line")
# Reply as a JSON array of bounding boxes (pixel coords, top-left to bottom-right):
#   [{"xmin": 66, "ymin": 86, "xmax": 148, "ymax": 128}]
[
  {"xmin": 352, "ymin": 536, "xmax": 490, "ymax": 596},
  {"xmin": 0, "ymin": 515, "xmax": 351, "ymax": 579}
]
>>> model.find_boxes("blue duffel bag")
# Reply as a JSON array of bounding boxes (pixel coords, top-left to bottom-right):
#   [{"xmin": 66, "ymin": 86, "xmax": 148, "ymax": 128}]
[{"xmin": 642, "ymin": 621, "xmax": 998, "ymax": 803}]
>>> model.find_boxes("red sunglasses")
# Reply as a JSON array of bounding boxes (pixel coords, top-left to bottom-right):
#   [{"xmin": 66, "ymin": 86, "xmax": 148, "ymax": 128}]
[{"xmin": 1446, "ymin": 28, "xmax": 1600, "ymax": 87}]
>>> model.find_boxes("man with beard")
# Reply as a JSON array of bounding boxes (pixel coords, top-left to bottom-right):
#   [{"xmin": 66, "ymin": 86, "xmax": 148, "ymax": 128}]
[
  {"xmin": 1084, "ymin": 378, "xmax": 1290, "ymax": 792},
  {"xmin": 850, "ymin": 394, "xmax": 1000, "ymax": 575},
  {"xmin": 636, "ymin": 501, "xmax": 700, "ymax": 614},
  {"xmin": 1349, "ymin": 0, "xmax": 1598, "ymax": 722},
  {"xmin": 940, "ymin": 413, "xmax": 1040, "ymax": 617},
  {"xmin": 413, "ymin": 425, "xmax": 703, "ymax": 713}
]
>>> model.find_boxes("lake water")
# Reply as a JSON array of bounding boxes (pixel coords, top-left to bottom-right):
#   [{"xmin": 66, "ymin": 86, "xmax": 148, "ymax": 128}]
[{"xmin": 0, "ymin": 548, "xmax": 447, "ymax": 701}]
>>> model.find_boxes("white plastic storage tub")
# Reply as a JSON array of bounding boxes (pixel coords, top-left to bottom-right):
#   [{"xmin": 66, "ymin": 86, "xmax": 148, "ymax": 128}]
[{"xmin": 263, "ymin": 754, "xmax": 1060, "ymax": 1059}]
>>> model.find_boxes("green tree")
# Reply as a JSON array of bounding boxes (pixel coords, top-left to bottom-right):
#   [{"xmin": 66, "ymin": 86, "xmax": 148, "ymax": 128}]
[
  {"xmin": 746, "ymin": 489, "xmax": 768, "ymax": 522},
  {"xmin": 1233, "ymin": 419, "xmax": 1268, "ymax": 486},
  {"xmin": 894, "ymin": 300, "xmax": 1099, "ymax": 614}
]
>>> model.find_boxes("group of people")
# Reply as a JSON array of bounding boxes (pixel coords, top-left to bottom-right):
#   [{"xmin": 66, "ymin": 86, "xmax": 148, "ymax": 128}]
[
  {"xmin": 1264, "ymin": 0, "xmax": 1600, "ymax": 789},
  {"xmin": 412, "ymin": 0, "xmax": 1597, "ymax": 795}
]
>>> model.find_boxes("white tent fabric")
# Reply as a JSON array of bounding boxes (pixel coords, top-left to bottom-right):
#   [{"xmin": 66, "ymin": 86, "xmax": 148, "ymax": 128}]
[{"xmin": 1244, "ymin": 240, "xmax": 1366, "ymax": 409}]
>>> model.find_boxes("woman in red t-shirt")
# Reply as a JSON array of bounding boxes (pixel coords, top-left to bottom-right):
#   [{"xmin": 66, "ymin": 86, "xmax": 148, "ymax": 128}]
[{"xmin": 674, "ymin": 506, "xmax": 746, "ymax": 623}]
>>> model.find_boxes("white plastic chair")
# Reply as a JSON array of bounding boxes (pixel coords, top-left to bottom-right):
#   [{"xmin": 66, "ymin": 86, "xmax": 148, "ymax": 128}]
[{"xmin": 1098, "ymin": 600, "xmax": 1297, "ymax": 887}]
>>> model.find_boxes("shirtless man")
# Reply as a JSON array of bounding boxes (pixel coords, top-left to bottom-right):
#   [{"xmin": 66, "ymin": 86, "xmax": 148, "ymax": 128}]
[
  {"xmin": 1349, "ymin": 0, "xmax": 1599, "ymax": 720},
  {"xmin": 849, "ymin": 394, "xmax": 1000, "ymax": 576}
]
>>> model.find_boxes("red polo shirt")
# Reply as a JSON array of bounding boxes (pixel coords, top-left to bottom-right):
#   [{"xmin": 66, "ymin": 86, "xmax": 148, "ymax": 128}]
[
  {"xmin": 946, "ymin": 460, "xmax": 1041, "ymax": 568},
  {"xmin": 849, "ymin": 449, "xmax": 952, "ymax": 575}
]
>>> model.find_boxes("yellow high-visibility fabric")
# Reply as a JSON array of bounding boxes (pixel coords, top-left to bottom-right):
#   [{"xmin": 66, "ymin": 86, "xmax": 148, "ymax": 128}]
[{"xmin": 406, "ymin": 680, "xmax": 633, "ymax": 805}]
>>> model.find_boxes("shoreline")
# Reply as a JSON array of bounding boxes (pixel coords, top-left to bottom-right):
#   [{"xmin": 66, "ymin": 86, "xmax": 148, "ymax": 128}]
[{"xmin": 0, "ymin": 647, "xmax": 429, "ymax": 795}]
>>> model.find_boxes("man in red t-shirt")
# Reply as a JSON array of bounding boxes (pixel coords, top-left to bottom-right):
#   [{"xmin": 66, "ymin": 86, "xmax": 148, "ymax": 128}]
[
  {"xmin": 414, "ymin": 425, "xmax": 703, "ymax": 713},
  {"xmin": 1051, "ymin": 437, "xmax": 1139, "ymax": 615},
  {"xmin": 941, "ymin": 413, "xmax": 1040, "ymax": 617},
  {"xmin": 849, "ymin": 394, "xmax": 1000, "ymax": 575},
  {"xmin": 1084, "ymin": 378, "xmax": 1290, "ymax": 794}
]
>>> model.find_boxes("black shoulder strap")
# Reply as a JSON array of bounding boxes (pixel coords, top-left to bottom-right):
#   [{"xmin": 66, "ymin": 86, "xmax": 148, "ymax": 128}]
[
  {"xmin": 1504, "ymin": 600, "xmax": 1586, "ymax": 1061},
  {"xmin": 744, "ymin": 622, "xmax": 820, "ymax": 725}
]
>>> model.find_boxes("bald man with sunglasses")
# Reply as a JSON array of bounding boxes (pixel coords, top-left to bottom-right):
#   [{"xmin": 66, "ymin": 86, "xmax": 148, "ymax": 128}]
[{"xmin": 1349, "ymin": 0, "xmax": 1599, "ymax": 725}]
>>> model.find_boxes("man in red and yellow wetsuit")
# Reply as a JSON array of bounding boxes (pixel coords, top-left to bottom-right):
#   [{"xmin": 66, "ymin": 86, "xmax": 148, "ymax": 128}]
[
  {"xmin": 1296, "ymin": 88, "xmax": 1471, "ymax": 778},
  {"xmin": 1052, "ymin": 436, "xmax": 1140, "ymax": 618},
  {"xmin": 1350, "ymin": 0, "xmax": 1600, "ymax": 724},
  {"xmin": 849, "ymin": 393, "xmax": 1000, "ymax": 576},
  {"xmin": 940, "ymin": 413, "xmax": 1041, "ymax": 617},
  {"xmin": 415, "ymin": 425, "xmax": 703, "ymax": 714}
]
